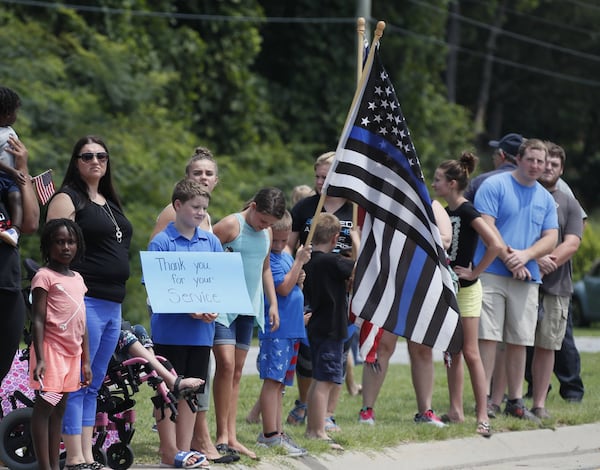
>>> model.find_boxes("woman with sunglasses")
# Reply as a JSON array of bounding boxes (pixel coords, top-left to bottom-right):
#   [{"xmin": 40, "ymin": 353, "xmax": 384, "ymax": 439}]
[{"xmin": 47, "ymin": 135, "xmax": 132, "ymax": 470}]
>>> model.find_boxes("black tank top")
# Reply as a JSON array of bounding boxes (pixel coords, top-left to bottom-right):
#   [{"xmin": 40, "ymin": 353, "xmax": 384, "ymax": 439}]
[{"xmin": 62, "ymin": 187, "xmax": 133, "ymax": 303}]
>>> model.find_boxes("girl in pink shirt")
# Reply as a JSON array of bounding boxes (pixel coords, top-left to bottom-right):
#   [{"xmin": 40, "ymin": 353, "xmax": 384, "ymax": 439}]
[{"xmin": 30, "ymin": 218, "xmax": 91, "ymax": 470}]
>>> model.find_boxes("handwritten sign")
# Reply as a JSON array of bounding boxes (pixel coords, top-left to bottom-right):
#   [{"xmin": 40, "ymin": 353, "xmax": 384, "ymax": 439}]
[{"xmin": 140, "ymin": 251, "xmax": 253, "ymax": 314}]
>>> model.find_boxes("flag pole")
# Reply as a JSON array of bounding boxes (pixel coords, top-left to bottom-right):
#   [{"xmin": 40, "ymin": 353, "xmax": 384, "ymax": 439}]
[
  {"xmin": 352, "ymin": 17, "xmax": 367, "ymax": 253},
  {"xmin": 304, "ymin": 21, "xmax": 385, "ymax": 249},
  {"xmin": 356, "ymin": 17, "xmax": 366, "ymax": 84}
]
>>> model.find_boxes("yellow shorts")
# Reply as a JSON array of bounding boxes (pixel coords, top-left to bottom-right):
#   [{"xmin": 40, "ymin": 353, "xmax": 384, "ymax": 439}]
[{"xmin": 457, "ymin": 280, "xmax": 482, "ymax": 318}]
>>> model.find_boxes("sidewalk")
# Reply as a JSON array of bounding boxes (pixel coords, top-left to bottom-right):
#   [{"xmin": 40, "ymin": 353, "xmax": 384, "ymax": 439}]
[{"xmin": 128, "ymin": 422, "xmax": 600, "ymax": 469}]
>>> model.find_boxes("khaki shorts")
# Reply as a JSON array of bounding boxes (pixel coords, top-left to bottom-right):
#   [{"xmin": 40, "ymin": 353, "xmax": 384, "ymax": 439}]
[
  {"xmin": 457, "ymin": 280, "xmax": 482, "ymax": 318},
  {"xmin": 478, "ymin": 273, "xmax": 539, "ymax": 346},
  {"xmin": 534, "ymin": 293, "xmax": 569, "ymax": 350}
]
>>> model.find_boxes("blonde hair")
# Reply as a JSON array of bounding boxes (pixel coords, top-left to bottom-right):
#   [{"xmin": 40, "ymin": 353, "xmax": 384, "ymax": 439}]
[
  {"xmin": 291, "ymin": 184, "xmax": 314, "ymax": 205},
  {"xmin": 312, "ymin": 213, "xmax": 341, "ymax": 245},
  {"xmin": 272, "ymin": 210, "xmax": 292, "ymax": 232},
  {"xmin": 314, "ymin": 151, "xmax": 335, "ymax": 170}
]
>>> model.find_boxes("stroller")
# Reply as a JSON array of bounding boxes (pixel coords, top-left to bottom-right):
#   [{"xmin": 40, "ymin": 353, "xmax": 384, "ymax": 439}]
[{"xmin": 0, "ymin": 259, "xmax": 197, "ymax": 470}]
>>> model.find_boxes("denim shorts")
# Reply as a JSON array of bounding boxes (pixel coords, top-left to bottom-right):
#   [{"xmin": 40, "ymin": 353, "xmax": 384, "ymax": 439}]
[
  {"xmin": 213, "ymin": 315, "xmax": 254, "ymax": 351},
  {"xmin": 309, "ymin": 336, "xmax": 344, "ymax": 384}
]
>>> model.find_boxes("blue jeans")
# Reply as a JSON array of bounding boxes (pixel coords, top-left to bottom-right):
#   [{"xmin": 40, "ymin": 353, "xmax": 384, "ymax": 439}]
[
  {"xmin": 213, "ymin": 315, "xmax": 254, "ymax": 351},
  {"xmin": 62, "ymin": 297, "xmax": 121, "ymax": 434}
]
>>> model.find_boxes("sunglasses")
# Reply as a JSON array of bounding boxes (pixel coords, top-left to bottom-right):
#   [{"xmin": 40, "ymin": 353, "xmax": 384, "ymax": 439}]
[{"xmin": 78, "ymin": 152, "xmax": 109, "ymax": 163}]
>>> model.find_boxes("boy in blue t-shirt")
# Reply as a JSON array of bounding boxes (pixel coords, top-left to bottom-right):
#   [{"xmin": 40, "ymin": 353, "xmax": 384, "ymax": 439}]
[
  {"xmin": 147, "ymin": 178, "xmax": 224, "ymax": 468},
  {"xmin": 256, "ymin": 211, "xmax": 311, "ymax": 456}
]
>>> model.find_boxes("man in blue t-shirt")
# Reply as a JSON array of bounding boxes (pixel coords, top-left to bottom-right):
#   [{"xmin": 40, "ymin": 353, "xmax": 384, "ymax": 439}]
[{"xmin": 474, "ymin": 138, "xmax": 558, "ymax": 422}]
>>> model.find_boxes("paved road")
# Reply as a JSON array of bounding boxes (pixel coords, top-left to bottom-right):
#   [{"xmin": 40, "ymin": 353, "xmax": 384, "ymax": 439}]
[{"xmin": 241, "ymin": 335, "xmax": 600, "ymax": 375}]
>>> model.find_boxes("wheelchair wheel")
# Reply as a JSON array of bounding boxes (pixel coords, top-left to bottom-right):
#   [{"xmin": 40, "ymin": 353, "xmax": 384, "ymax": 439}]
[
  {"xmin": 0, "ymin": 407, "xmax": 37, "ymax": 470},
  {"xmin": 106, "ymin": 442, "xmax": 134, "ymax": 470}
]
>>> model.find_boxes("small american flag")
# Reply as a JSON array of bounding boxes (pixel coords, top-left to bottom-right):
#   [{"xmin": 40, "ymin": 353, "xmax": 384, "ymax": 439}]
[{"xmin": 32, "ymin": 170, "xmax": 56, "ymax": 206}]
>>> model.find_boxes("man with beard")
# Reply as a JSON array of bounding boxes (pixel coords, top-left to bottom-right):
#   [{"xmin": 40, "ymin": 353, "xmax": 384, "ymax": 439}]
[
  {"xmin": 529, "ymin": 143, "xmax": 584, "ymax": 419},
  {"xmin": 474, "ymin": 138, "xmax": 558, "ymax": 422}
]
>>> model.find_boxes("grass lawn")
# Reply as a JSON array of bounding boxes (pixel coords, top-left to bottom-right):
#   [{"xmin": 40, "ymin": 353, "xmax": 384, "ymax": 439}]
[
  {"xmin": 574, "ymin": 323, "xmax": 600, "ymax": 336},
  {"xmin": 127, "ymin": 349, "xmax": 600, "ymax": 466}
]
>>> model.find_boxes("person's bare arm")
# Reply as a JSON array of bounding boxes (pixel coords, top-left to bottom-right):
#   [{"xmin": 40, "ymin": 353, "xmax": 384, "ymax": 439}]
[
  {"xmin": 149, "ymin": 204, "xmax": 175, "ymax": 241},
  {"xmin": 263, "ymin": 229, "xmax": 279, "ymax": 332},
  {"xmin": 538, "ymin": 233, "xmax": 581, "ymax": 276},
  {"xmin": 212, "ymin": 214, "xmax": 238, "ymax": 245},
  {"xmin": 9, "ymin": 137, "xmax": 39, "ymax": 233},
  {"xmin": 432, "ymin": 199, "xmax": 452, "ymax": 251},
  {"xmin": 504, "ymin": 228, "xmax": 558, "ymax": 273},
  {"xmin": 276, "ymin": 244, "xmax": 311, "ymax": 297},
  {"xmin": 46, "ymin": 193, "xmax": 76, "ymax": 221},
  {"xmin": 454, "ymin": 216, "xmax": 504, "ymax": 281}
]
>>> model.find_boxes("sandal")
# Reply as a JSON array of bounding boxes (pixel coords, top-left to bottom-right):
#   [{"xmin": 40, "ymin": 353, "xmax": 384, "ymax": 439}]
[
  {"xmin": 215, "ymin": 443, "xmax": 239, "ymax": 457},
  {"xmin": 86, "ymin": 463, "xmax": 104, "ymax": 470},
  {"xmin": 160, "ymin": 450, "xmax": 210, "ymax": 468},
  {"xmin": 477, "ymin": 421, "xmax": 492, "ymax": 438},
  {"xmin": 65, "ymin": 465, "xmax": 91, "ymax": 470},
  {"xmin": 287, "ymin": 399, "xmax": 307, "ymax": 425},
  {"xmin": 192, "ymin": 447, "xmax": 239, "ymax": 464},
  {"xmin": 172, "ymin": 376, "xmax": 203, "ymax": 399},
  {"xmin": 324, "ymin": 415, "xmax": 341, "ymax": 432}
]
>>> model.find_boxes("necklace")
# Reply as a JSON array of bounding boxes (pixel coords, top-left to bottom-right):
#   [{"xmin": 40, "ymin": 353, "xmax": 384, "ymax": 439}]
[{"xmin": 102, "ymin": 202, "xmax": 123, "ymax": 243}]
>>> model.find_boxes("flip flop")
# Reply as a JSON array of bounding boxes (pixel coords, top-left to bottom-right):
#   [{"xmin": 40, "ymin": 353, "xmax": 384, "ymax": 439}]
[
  {"xmin": 323, "ymin": 438, "xmax": 344, "ymax": 451},
  {"xmin": 192, "ymin": 448, "xmax": 239, "ymax": 464},
  {"xmin": 160, "ymin": 450, "xmax": 210, "ymax": 468},
  {"xmin": 215, "ymin": 443, "xmax": 238, "ymax": 457},
  {"xmin": 172, "ymin": 376, "xmax": 203, "ymax": 399}
]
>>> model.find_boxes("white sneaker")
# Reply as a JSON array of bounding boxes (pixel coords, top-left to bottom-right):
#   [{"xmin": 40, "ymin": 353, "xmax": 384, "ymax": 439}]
[
  {"xmin": 414, "ymin": 409, "xmax": 447, "ymax": 428},
  {"xmin": 257, "ymin": 432, "xmax": 307, "ymax": 457},
  {"xmin": 0, "ymin": 228, "xmax": 18, "ymax": 247}
]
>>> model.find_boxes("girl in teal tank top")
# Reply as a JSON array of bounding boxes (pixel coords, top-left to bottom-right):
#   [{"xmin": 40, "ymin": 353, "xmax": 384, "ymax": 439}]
[{"xmin": 212, "ymin": 187, "xmax": 286, "ymax": 458}]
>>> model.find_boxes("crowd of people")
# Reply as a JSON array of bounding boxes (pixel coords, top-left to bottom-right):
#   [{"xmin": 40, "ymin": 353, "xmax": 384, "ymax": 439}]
[{"xmin": 0, "ymin": 80, "xmax": 588, "ymax": 469}]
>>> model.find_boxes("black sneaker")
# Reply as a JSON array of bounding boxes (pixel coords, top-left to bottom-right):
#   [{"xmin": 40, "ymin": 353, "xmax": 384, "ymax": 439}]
[{"xmin": 504, "ymin": 399, "xmax": 541, "ymax": 424}]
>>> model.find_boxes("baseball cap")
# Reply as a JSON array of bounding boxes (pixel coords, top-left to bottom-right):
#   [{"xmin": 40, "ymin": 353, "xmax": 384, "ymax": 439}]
[{"xmin": 488, "ymin": 133, "xmax": 524, "ymax": 158}]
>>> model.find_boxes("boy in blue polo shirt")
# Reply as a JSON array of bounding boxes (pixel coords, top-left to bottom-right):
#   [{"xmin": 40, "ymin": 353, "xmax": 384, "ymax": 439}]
[
  {"xmin": 256, "ymin": 211, "xmax": 311, "ymax": 456},
  {"xmin": 148, "ymin": 178, "xmax": 224, "ymax": 468}
]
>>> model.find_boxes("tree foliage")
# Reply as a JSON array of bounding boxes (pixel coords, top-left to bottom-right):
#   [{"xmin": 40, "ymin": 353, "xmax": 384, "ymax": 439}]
[{"xmin": 2, "ymin": 0, "xmax": 599, "ymax": 323}]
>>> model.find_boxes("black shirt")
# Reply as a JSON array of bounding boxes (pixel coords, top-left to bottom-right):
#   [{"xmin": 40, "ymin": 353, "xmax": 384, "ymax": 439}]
[
  {"xmin": 290, "ymin": 194, "xmax": 354, "ymax": 254},
  {"xmin": 62, "ymin": 187, "xmax": 133, "ymax": 303},
  {"xmin": 446, "ymin": 201, "xmax": 481, "ymax": 288},
  {"xmin": 304, "ymin": 251, "xmax": 354, "ymax": 341}
]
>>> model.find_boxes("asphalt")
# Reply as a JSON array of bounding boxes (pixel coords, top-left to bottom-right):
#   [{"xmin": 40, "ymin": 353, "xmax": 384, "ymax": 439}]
[{"xmin": 126, "ymin": 336, "xmax": 600, "ymax": 470}]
